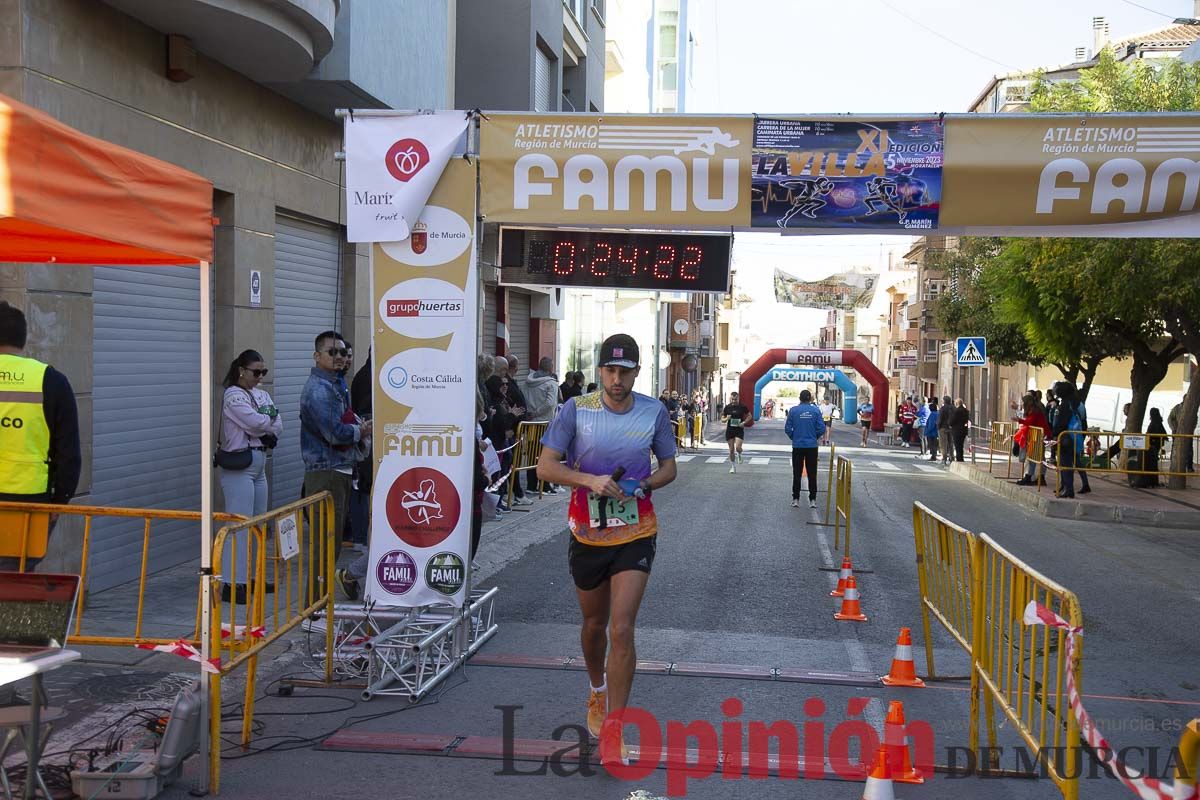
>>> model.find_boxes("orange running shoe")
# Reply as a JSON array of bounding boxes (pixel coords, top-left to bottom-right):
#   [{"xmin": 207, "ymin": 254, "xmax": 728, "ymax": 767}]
[
  {"xmin": 586, "ymin": 687, "xmax": 607, "ymax": 738},
  {"xmin": 599, "ymin": 717, "xmax": 630, "ymax": 767}
]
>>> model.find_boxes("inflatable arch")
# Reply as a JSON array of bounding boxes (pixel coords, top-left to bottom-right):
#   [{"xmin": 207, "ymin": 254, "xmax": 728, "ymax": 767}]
[
  {"xmin": 740, "ymin": 348, "xmax": 889, "ymax": 431},
  {"xmin": 754, "ymin": 366, "xmax": 858, "ymax": 424}
]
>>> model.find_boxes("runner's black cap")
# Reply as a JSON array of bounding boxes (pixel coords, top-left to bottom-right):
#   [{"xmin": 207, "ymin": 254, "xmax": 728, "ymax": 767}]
[{"xmin": 598, "ymin": 333, "xmax": 639, "ymax": 369}]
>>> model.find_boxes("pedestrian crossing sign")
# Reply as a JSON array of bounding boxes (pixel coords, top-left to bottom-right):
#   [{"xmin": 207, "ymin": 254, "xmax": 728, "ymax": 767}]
[{"xmin": 956, "ymin": 337, "xmax": 986, "ymax": 366}]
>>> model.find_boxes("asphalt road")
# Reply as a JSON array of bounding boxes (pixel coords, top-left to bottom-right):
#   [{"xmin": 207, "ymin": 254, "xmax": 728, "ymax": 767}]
[{"xmin": 183, "ymin": 418, "xmax": 1200, "ymax": 800}]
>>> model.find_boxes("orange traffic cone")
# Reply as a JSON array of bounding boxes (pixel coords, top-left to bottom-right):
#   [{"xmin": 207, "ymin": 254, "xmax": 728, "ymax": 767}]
[
  {"xmin": 883, "ymin": 700, "xmax": 924, "ymax": 784},
  {"xmin": 834, "ymin": 576, "xmax": 868, "ymax": 622},
  {"xmin": 830, "ymin": 557, "xmax": 854, "ymax": 597},
  {"xmin": 880, "ymin": 628, "xmax": 926, "ymax": 688},
  {"xmin": 860, "ymin": 745, "xmax": 897, "ymax": 800}
]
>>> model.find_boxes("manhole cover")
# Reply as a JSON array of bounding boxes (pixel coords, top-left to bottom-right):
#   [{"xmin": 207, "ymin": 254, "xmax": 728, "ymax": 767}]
[{"xmin": 72, "ymin": 672, "xmax": 192, "ymax": 703}]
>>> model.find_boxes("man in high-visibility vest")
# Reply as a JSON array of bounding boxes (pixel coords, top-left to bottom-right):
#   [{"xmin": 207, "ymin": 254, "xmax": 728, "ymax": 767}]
[{"xmin": 0, "ymin": 301, "xmax": 81, "ymax": 571}]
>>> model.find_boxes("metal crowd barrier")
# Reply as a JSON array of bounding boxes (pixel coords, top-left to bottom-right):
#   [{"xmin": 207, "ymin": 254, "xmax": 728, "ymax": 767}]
[
  {"xmin": 989, "ymin": 422, "xmax": 1015, "ymax": 477},
  {"xmin": 1178, "ymin": 719, "xmax": 1200, "ymax": 800},
  {"xmin": 832, "ymin": 455, "xmax": 853, "ymax": 557},
  {"xmin": 506, "ymin": 420, "xmax": 550, "ymax": 506},
  {"xmin": 807, "ymin": 444, "xmax": 837, "ymax": 529},
  {"xmin": 207, "ymin": 492, "xmax": 335, "ymax": 793},
  {"xmin": 0, "ymin": 501, "xmax": 242, "ymax": 647},
  {"xmin": 912, "ymin": 501, "xmax": 976, "ymax": 679},
  {"xmin": 691, "ymin": 412, "xmax": 704, "ymax": 447},
  {"xmin": 971, "ymin": 534, "xmax": 1083, "ymax": 800},
  {"xmin": 1053, "ymin": 430, "xmax": 1197, "ymax": 493}
]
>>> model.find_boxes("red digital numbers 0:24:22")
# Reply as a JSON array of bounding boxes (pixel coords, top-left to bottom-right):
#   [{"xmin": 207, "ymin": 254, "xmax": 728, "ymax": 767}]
[{"xmin": 527, "ymin": 239, "xmax": 703, "ymax": 281}]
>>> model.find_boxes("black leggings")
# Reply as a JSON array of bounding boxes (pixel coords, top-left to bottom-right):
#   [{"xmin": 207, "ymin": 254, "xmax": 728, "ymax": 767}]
[{"xmin": 791, "ymin": 447, "xmax": 819, "ymax": 500}]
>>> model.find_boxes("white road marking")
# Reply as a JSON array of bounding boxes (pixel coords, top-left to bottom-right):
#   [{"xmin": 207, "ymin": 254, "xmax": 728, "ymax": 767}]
[
  {"xmin": 706, "ymin": 456, "xmax": 728, "ymax": 464},
  {"xmin": 676, "ymin": 455, "xmax": 695, "ymax": 462},
  {"xmin": 750, "ymin": 457, "xmax": 771, "ymax": 465},
  {"xmin": 914, "ymin": 464, "xmax": 942, "ymax": 473},
  {"xmin": 873, "ymin": 462, "xmax": 901, "ymax": 471}
]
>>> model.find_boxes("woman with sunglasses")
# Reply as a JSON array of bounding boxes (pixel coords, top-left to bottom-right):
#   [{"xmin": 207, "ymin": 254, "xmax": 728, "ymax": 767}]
[{"xmin": 218, "ymin": 349, "xmax": 283, "ymax": 603}]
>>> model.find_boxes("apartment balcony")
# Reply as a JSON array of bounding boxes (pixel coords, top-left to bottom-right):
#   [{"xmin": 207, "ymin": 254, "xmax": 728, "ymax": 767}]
[{"xmin": 104, "ymin": 0, "xmax": 338, "ymax": 83}]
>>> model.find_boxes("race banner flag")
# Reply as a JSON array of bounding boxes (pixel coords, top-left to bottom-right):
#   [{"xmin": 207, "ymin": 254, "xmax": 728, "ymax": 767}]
[
  {"xmin": 752, "ymin": 117, "xmax": 944, "ymax": 231},
  {"xmin": 774, "ymin": 268, "xmax": 877, "ymax": 310},
  {"xmin": 479, "ymin": 113, "xmax": 754, "ymax": 229},
  {"xmin": 344, "ymin": 111, "xmax": 470, "ymax": 243},
  {"xmin": 366, "ymin": 158, "xmax": 477, "ymax": 608}
]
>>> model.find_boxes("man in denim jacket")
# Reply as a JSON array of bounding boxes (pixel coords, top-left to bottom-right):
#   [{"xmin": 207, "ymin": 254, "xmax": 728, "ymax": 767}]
[{"xmin": 301, "ymin": 330, "xmax": 371, "ymax": 591}]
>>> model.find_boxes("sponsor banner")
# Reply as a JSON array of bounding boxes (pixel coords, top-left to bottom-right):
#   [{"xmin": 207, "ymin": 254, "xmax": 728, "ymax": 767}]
[
  {"xmin": 774, "ymin": 268, "xmax": 877, "ymax": 311},
  {"xmin": 895, "ymin": 354, "xmax": 919, "ymax": 370},
  {"xmin": 479, "ymin": 113, "xmax": 754, "ymax": 228},
  {"xmin": 941, "ymin": 114, "xmax": 1200, "ymax": 229},
  {"xmin": 366, "ymin": 159, "xmax": 477, "ymax": 608},
  {"xmin": 769, "ymin": 368, "xmax": 842, "ymax": 383},
  {"xmin": 784, "ymin": 349, "xmax": 845, "ymax": 367},
  {"xmin": 345, "ymin": 111, "xmax": 470, "ymax": 243},
  {"xmin": 752, "ymin": 117, "xmax": 943, "ymax": 231}
]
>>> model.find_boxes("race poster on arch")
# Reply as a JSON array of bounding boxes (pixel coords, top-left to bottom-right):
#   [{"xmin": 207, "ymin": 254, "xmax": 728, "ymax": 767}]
[
  {"xmin": 752, "ymin": 117, "xmax": 944, "ymax": 231},
  {"xmin": 366, "ymin": 158, "xmax": 478, "ymax": 608}
]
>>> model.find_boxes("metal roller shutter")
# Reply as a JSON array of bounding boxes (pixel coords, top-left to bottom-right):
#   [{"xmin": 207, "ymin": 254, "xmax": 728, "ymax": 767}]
[
  {"xmin": 534, "ymin": 47, "xmax": 553, "ymax": 112},
  {"xmin": 508, "ymin": 291, "xmax": 530, "ymax": 380},
  {"xmin": 91, "ymin": 265, "xmax": 201, "ymax": 590},
  {"xmin": 482, "ymin": 287, "xmax": 497, "ymax": 355},
  {"xmin": 272, "ymin": 215, "xmax": 342, "ymax": 505}
]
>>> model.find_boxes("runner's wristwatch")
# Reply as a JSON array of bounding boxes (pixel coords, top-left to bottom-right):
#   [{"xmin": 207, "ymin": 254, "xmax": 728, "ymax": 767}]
[{"xmin": 634, "ymin": 480, "xmax": 651, "ymax": 500}]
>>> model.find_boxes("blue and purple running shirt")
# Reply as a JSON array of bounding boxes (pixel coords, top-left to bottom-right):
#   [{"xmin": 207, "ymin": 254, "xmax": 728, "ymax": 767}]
[{"xmin": 541, "ymin": 390, "xmax": 676, "ymax": 546}]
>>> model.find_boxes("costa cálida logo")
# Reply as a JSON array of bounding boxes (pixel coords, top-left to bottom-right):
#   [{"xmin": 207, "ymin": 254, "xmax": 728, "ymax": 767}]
[
  {"xmin": 385, "ymin": 138, "xmax": 430, "ymax": 183},
  {"xmin": 410, "ymin": 221, "xmax": 428, "ymax": 253}
]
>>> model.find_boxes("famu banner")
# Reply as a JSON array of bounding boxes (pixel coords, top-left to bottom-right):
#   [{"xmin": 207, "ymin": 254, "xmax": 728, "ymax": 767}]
[
  {"xmin": 366, "ymin": 158, "xmax": 477, "ymax": 608},
  {"xmin": 941, "ymin": 114, "xmax": 1200, "ymax": 230},
  {"xmin": 752, "ymin": 117, "xmax": 943, "ymax": 231},
  {"xmin": 479, "ymin": 113, "xmax": 754, "ymax": 228}
]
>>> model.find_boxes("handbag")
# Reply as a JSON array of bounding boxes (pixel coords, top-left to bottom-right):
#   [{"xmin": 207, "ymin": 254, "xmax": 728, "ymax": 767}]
[{"xmin": 212, "ymin": 386, "xmax": 256, "ymax": 470}]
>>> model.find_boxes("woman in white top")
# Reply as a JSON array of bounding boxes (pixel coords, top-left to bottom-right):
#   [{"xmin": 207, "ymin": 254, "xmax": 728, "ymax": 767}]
[{"xmin": 218, "ymin": 349, "xmax": 283, "ymax": 603}]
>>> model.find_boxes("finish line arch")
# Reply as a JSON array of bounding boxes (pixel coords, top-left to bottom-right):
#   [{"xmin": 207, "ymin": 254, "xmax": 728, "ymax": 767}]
[
  {"xmin": 754, "ymin": 366, "xmax": 858, "ymax": 423},
  {"xmin": 740, "ymin": 348, "xmax": 889, "ymax": 431}
]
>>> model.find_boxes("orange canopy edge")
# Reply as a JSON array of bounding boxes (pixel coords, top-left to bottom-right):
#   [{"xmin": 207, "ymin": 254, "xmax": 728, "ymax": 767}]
[{"xmin": 0, "ymin": 93, "xmax": 213, "ymax": 265}]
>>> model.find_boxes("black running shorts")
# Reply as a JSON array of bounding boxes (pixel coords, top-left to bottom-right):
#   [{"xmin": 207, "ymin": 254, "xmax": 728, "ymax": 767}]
[
  {"xmin": 568, "ymin": 535, "xmax": 657, "ymax": 591},
  {"xmin": 726, "ymin": 428, "xmax": 744, "ymax": 440}
]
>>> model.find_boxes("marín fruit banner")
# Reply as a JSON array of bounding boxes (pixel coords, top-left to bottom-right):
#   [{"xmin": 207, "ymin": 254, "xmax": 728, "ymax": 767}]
[{"xmin": 366, "ymin": 159, "xmax": 477, "ymax": 608}]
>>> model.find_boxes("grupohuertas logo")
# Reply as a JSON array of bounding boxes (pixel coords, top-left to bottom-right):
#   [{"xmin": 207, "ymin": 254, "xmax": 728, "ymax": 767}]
[
  {"xmin": 379, "ymin": 278, "xmax": 466, "ymax": 338},
  {"xmin": 424, "ymin": 552, "xmax": 465, "ymax": 596}
]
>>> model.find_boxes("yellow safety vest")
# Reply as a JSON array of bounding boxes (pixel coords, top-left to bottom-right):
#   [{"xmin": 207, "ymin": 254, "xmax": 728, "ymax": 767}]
[{"xmin": 0, "ymin": 353, "xmax": 51, "ymax": 494}]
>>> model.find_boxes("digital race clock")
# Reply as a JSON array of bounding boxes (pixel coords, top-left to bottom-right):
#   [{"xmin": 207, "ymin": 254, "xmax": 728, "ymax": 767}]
[{"xmin": 498, "ymin": 227, "xmax": 732, "ymax": 292}]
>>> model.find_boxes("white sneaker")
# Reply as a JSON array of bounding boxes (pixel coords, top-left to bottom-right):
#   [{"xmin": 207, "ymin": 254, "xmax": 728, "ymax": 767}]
[
  {"xmin": 729, "ymin": 464, "xmax": 736, "ymax": 473},
  {"xmin": 791, "ymin": 498, "xmax": 799, "ymax": 508},
  {"xmin": 513, "ymin": 496, "xmax": 533, "ymax": 506},
  {"xmin": 809, "ymin": 498, "xmax": 818, "ymax": 508},
  {"xmin": 738, "ymin": 454, "xmax": 744, "ymax": 463}
]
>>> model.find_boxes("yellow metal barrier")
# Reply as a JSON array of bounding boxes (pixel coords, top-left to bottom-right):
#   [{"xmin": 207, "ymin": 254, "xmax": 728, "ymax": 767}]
[
  {"xmin": 674, "ymin": 416, "xmax": 686, "ymax": 450},
  {"xmin": 806, "ymin": 444, "xmax": 837, "ymax": 529},
  {"xmin": 1024, "ymin": 426, "xmax": 1045, "ymax": 490},
  {"xmin": 691, "ymin": 412, "xmax": 703, "ymax": 447},
  {"xmin": 208, "ymin": 492, "xmax": 335, "ymax": 794},
  {"xmin": 507, "ymin": 420, "xmax": 550, "ymax": 506},
  {"xmin": 1053, "ymin": 430, "xmax": 1197, "ymax": 493},
  {"xmin": 912, "ymin": 501, "xmax": 976, "ymax": 679},
  {"xmin": 1177, "ymin": 719, "xmax": 1200, "ymax": 799},
  {"xmin": 970, "ymin": 533, "xmax": 1083, "ymax": 800},
  {"xmin": 832, "ymin": 455, "xmax": 853, "ymax": 557},
  {"xmin": 989, "ymin": 422, "xmax": 1015, "ymax": 477},
  {"xmin": 0, "ymin": 501, "xmax": 242, "ymax": 647}
]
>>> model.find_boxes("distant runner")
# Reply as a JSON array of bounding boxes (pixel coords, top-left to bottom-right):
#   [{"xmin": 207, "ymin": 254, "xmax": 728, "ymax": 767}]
[
  {"xmin": 819, "ymin": 398, "xmax": 834, "ymax": 446},
  {"xmin": 722, "ymin": 392, "xmax": 750, "ymax": 473},
  {"xmin": 858, "ymin": 397, "xmax": 875, "ymax": 446}
]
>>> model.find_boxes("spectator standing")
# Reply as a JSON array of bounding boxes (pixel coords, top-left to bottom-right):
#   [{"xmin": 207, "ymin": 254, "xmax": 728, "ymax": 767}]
[
  {"xmin": 1142, "ymin": 407, "xmax": 1168, "ymax": 487},
  {"xmin": 915, "ymin": 398, "xmax": 930, "ymax": 457},
  {"xmin": 523, "ymin": 356, "xmax": 561, "ymax": 494},
  {"xmin": 924, "ymin": 397, "xmax": 940, "ymax": 462},
  {"xmin": 897, "ymin": 398, "xmax": 917, "ymax": 448},
  {"xmin": 300, "ymin": 331, "xmax": 370, "ymax": 597},
  {"xmin": 0, "ymin": 301, "xmax": 81, "ymax": 571},
  {"xmin": 586, "ymin": 382, "xmax": 597, "ymax": 393},
  {"xmin": 937, "ymin": 394, "xmax": 954, "ymax": 465},
  {"xmin": 950, "ymin": 398, "xmax": 971, "ymax": 462},
  {"xmin": 785, "ymin": 390, "xmax": 826, "ymax": 508},
  {"xmin": 1014, "ymin": 394, "xmax": 1051, "ymax": 486},
  {"xmin": 1050, "ymin": 381, "xmax": 1090, "ymax": 498},
  {"xmin": 216, "ymin": 349, "xmax": 282, "ymax": 603}
]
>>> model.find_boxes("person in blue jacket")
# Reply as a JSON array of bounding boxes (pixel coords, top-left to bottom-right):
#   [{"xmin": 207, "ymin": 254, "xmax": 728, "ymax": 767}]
[
  {"xmin": 924, "ymin": 397, "xmax": 940, "ymax": 462},
  {"xmin": 785, "ymin": 389, "xmax": 827, "ymax": 508}
]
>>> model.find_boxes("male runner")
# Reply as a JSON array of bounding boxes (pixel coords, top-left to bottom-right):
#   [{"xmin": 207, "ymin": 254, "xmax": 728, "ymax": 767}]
[
  {"xmin": 721, "ymin": 392, "xmax": 750, "ymax": 472},
  {"xmin": 537, "ymin": 333, "xmax": 677, "ymax": 766},
  {"xmin": 858, "ymin": 396, "xmax": 875, "ymax": 446}
]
